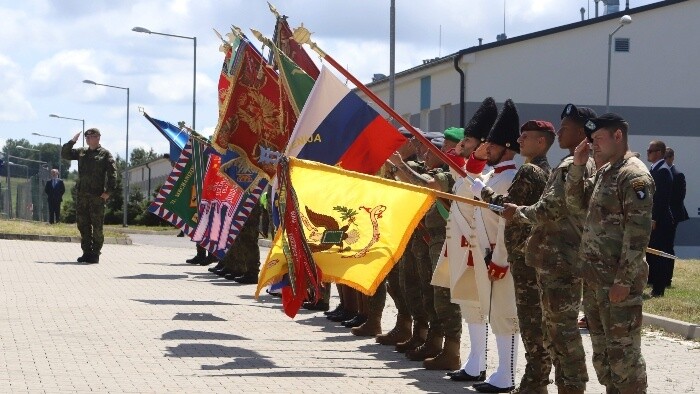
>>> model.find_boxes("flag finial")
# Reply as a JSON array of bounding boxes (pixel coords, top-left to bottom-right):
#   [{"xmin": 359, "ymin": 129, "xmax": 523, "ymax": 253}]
[{"xmin": 292, "ymin": 23, "xmax": 326, "ymax": 58}]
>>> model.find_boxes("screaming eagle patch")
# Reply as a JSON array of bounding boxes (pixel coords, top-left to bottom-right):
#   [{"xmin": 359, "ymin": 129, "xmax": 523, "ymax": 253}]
[{"xmin": 632, "ymin": 180, "xmax": 647, "ymax": 200}]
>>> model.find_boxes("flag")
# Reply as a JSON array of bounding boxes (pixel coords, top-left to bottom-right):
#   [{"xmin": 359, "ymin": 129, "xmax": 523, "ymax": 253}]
[
  {"xmin": 272, "ymin": 43, "xmax": 315, "ymax": 116},
  {"xmin": 274, "ymin": 16, "xmax": 320, "ymax": 80},
  {"xmin": 143, "ymin": 112, "xmax": 189, "ymax": 160},
  {"xmin": 285, "ymin": 66, "xmax": 406, "ymax": 174},
  {"xmin": 212, "ymin": 36, "xmax": 297, "ymax": 191},
  {"xmin": 256, "ymin": 158, "xmax": 435, "ymax": 303},
  {"xmin": 148, "ymin": 139, "xmax": 207, "ymax": 236}
]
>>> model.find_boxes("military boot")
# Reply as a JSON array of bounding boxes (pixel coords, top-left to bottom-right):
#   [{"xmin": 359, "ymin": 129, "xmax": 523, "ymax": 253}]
[
  {"xmin": 423, "ymin": 337, "xmax": 460, "ymax": 370},
  {"xmin": 85, "ymin": 253, "xmax": 100, "ymax": 264},
  {"xmin": 77, "ymin": 253, "xmax": 90, "ymax": 263},
  {"xmin": 406, "ymin": 329, "xmax": 443, "ymax": 361},
  {"xmin": 557, "ymin": 386, "xmax": 585, "ymax": 394},
  {"xmin": 395, "ymin": 321, "xmax": 428, "ymax": 353},
  {"xmin": 376, "ymin": 314, "xmax": 412, "ymax": 345},
  {"xmin": 510, "ymin": 386, "xmax": 549, "ymax": 394},
  {"xmin": 351, "ymin": 313, "xmax": 382, "ymax": 337}
]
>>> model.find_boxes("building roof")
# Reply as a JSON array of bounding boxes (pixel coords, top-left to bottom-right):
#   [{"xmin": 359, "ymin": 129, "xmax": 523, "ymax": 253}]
[{"xmin": 366, "ymin": 0, "xmax": 688, "ymax": 87}]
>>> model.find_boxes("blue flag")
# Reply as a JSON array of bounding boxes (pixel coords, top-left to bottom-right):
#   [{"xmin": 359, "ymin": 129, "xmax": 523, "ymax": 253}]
[{"xmin": 143, "ymin": 112, "xmax": 189, "ymax": 160}]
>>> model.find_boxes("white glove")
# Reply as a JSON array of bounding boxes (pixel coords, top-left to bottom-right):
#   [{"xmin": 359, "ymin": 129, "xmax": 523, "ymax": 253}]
[{"xmin": 470, "ymin": 178, "xmax": 486, "ymax": 197}]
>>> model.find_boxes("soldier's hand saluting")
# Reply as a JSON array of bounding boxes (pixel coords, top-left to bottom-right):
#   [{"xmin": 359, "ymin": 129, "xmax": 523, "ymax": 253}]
[
  {"xmin": 71, "ymin": 132, "xmax": 81, "ymax": 143},
  {"xmin": 573, "ymin": 138, "xmax": 589, "ymax": 166}
]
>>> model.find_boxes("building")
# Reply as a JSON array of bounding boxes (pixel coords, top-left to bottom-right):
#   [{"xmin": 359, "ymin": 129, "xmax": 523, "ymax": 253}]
[
  {"xmin": 361, "ymin": 0, "xmax": 699, "ymax": 254},
  {"xmin": 127, "ymin": 156, "xmax": 173, "ymax": 199}
]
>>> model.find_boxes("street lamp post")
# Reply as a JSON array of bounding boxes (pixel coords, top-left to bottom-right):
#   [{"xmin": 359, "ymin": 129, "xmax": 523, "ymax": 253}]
[
  {"xmin": 49, "ymin": 114, "xmax": 85, "ymax": 147},
  {"xmin": 31, "ymin": 133, "xmax": 62, "ymax": 176},
  {"xmin": 132, "ymin": 26, "xmax": 197, "ymax": 130},
  {"xmin": 606, "ymin": 15, "xmax": 632, "ymax": 112},
  {"xmin": 82, "ymin": 79, "xmax": 130, "ymax": 227}
]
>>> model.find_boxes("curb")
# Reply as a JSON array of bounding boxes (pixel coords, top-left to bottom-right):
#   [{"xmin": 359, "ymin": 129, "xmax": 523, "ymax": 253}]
[
  {"xmin": 643, "ymin": 312, "xmax": 700, "ymax": 339},
  {"xmin": 0, "ymin": 233, "xmax": 132, "ymax": 245}
]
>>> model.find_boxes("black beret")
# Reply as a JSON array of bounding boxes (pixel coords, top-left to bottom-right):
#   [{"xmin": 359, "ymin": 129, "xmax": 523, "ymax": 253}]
[
  {"xmin": 561, "ymin": 103, "xmax": 597, "ymax": 125},
  {"xmin": 584, "ymin": 113, "xmax": 627, "ymax": 141}
]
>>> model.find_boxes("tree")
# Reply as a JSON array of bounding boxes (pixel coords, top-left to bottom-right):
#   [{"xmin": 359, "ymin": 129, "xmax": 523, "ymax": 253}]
[{"xmin": 129, "ymin": 147, "xmax": 160, "ymax": 167}]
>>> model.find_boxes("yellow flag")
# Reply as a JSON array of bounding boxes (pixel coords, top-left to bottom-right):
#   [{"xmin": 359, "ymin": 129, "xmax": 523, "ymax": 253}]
[{"xmin": 256, "ymin": 158, "xmax": 435, "ymax": 297}]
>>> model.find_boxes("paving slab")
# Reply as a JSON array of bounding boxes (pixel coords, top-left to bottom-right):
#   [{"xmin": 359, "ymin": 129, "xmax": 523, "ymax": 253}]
[{"xmin": 0, "ymin": 236, "xmax": 697, "ymax": 393}]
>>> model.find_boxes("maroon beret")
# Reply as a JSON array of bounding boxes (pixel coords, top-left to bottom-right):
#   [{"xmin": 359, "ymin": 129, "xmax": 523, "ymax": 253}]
[{"xmin": 520, "ymin": 120, "xmax": 555, "ymax": 134}]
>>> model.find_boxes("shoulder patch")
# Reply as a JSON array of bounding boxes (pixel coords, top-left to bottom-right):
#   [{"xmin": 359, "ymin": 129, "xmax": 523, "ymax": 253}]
[{"xmin": 632, "ymin": 180, "xmax": 647, "ymax": 200}]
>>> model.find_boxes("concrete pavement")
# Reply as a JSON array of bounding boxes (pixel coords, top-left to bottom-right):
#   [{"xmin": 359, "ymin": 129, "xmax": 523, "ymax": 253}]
[{"xmin": 0, "ymin": 235, "xmax": 698, "ymax": 393}]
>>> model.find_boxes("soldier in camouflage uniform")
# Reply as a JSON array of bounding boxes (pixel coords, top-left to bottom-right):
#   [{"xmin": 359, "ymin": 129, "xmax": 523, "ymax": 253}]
[
  {"xmin": 223, "ymin": 202, "xmax": 262, "ymax": 284},
  {"xmin": 474, "ymin": 119, "xmax": 551, "ymax": 394},
  {"xmin": 387, "ymin": 132, "xmax": 450, "ymax": 357},
  {"xmin": 62, "ymin": 128, "xmax": 117, "ymax": 264},
  {"xmin": 566, "ymin": 113, "xmax": 652, "ymax": 394},
  {"xmin": 503, "ymin": 104, "xmax": 597, "ymax": 394}
]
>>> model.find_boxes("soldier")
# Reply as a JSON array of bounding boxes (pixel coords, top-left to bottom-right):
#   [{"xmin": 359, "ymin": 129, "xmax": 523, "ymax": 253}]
[
  {"xmin": 227, "ymin": 202, "xmax": 263, "ymax": 284},
  {"xmin": 566, "ymin": 113, "xmax": 652, "ymax": 394},
  {"xmin": 61, "ymin": 128, "xmax": 117, "ymax": 264},
  {"xmin": 434, "ymin": 97, "xmax": 498, "ymax": 384},
  {"xmin": 387, "ymin": 131, "xmax": 452, "ymax": 361},
  {"xmin": 502, "ymin": 104, "xmax": 597, "ymax": 394}
]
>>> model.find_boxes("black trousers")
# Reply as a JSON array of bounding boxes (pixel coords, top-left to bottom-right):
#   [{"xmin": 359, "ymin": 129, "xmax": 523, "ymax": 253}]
[
  {"xmin": 647, "ymin": 222, "xmax": 674, "ymax": 295},
  {"xmin": 48, "ymin": 200, "xmax": 61, "ymax": 224}
]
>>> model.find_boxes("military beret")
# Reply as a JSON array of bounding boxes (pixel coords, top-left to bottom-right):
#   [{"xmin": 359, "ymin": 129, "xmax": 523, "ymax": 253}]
[
  {"xmin": 561, "ymin": 103, "xmax": 597, "ymax": 125},
  {"xmin": 423, "ymin": 131, "xmax": 443, "ymax": 140},
  {"xmin": 430, "ymin": 137, "xmax": 445, "ymax": 149},
  {"xmin": 443, "ymin": 127, "xmax": 465, "ymax": 143},
  {"xmin": 84, "ymin": 128, "xmax": 101, "ymax": 136},
  {"xmin": 584, "ymin": 113, "xmax": 628, "ymax": 141},
  {"xmin": 520, "ymin": 120, "xmax": 555, "ymax": 135}
]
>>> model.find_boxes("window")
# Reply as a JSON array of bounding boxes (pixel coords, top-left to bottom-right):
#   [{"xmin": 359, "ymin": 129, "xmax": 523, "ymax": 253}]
[
  {"xmin": 615, "ymin": 38, "xmax": 630, "ymax": 52},
  {"xmin": 420, "ymin": 76, "xmax": 431, "ymax": 110}
]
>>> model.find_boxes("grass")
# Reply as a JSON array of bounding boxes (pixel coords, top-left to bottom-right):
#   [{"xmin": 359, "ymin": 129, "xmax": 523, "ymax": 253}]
[
  {"xmin": 643, "ymin": 259, "xmax": 700, "ymax": 324},
  {"xmin": 0, "ymin": 218, "xmax": 127, "ymax": 238}
]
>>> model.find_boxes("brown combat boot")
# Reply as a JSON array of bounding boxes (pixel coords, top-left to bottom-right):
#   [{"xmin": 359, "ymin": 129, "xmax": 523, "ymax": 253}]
[
  {"xmin": 376, "ymin": 314, "xmax": 412, "ymax": 345},
  {"xmin": 351, "ymin": 313, "xmax": 382, "ymax": 337},
  {"xmin": 395, "ymin": 321, "xmax": 428, "ymax": 353},
  {"xmin": 406, "ymin": 329, "xmax": 443, "ymax": 361},
  {"xmin": 423, "ymin": 337, "xmax": 461, "ymax": 370},
  {"xmin": 558, "ymin": 385, "xmax": 585, "ymax": 394}
]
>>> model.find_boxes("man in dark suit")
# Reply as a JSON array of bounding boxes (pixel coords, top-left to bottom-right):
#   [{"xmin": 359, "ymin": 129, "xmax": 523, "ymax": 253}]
[
  {"xmin": 646, "ymin": 140, "xmax": 674, "ymax": 297},
  {"xmin": 665, "ymin": 148, "xmax": 689, "ymax": 286},
  {"xmin": 45, "ymin": 168, "xmax": 65, "ymax": 224}
]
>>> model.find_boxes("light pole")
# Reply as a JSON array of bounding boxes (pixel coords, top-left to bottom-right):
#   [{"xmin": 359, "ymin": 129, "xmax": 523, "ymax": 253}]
[
  {"xmin": 49, "ymin": 114, "xmax": 85, "ymax": 147},
  {"xmin": 606, "ymin": 15, "xmax": 632, "ymax": 112},
  {"xmin": 31, "ymin": 133, "xmax": 62, "ymax": 176},
  {"xmin": 132, "ymin": 26, "xmax": 197, "ymax": 130},
  {"xmin": 82, "ymin": 79, "xmax": 130, "ymax": 227}
]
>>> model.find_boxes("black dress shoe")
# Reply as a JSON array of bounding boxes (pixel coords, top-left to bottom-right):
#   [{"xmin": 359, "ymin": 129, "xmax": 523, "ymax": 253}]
[
  {"xmin": 342, "ymin": 314, "xmax": 367, "ymax": 328},
  {"xmin": 214, "ymin": 268, "xmax": 231, "ymax": 277},
  {"xmin": 328, "ymin": 311, "xmax": 355, "ymax": 322},
  {"xmin": 77, "ymin": 254, "xmax": 89, "ymax": 263},
  {"xmin": 472, "ymin": 382, "xmax": 514, "ymax": 393},
  {"xmin": 324, "ymin": 304, "xmax": 345, "ymax": 316},
  {"xmin": 450, "ymin": 370, "xmax": 486, "ymax": 382},
  {"xmin": 199, "ymin": 254, "xmax": 218, "ymax": 266},
  {"xmin": 208, "ymin": 262, "xmax": 224, "ymax": 273},
  {"xmin": 302, "ymin": 301, "xmax": 330, "ymax": 311},
  {"xmin": 85, "ymin": 254, "xmax": 100, "ymax": 264},
  {"xmin": 224, "ymin": 273, "xmax": 238, "ymax": 280},
  {"xmin": 186, "ymin": 255, "xmax": 206, "ymax": 264},
  {"xmin": 233, "ymin": 274, "xmax": 258, "ymax": 284}
]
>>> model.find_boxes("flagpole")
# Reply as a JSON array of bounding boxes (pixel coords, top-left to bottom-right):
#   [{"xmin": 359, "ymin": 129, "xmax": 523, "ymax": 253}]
[{"xmin": 290, "ymin": 25, "xmax": 468, "ymax": 178}]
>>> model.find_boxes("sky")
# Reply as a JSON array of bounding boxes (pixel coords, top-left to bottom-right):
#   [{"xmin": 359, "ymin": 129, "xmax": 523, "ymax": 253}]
[{"xmin": 0, "ymin": 0, "xmax": 658, "ymax": 169}]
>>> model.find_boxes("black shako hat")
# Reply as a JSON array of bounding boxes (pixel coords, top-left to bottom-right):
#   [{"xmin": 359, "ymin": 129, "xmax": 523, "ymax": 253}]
[
  {"xmin": 584, "ymin": 113, "xmax": 628, "ymax": 142},
  {"xmin": 486, "ymin": 98, "xmax": 520, "ymax": 153},
  {"xmin": 464, "ymin": 97, "xmax": 498, "ymax": 142},
  {"xmin": 561, "ymin": 103, "xmax": 597, "ymax": 126}
]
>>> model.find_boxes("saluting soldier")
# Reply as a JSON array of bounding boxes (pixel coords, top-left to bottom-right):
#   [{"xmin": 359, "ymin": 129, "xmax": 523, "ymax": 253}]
[
  {"xmin": 62, "ymin": 128, "xmax": 117, "ymax": 264},
  {"xmin": 502, "ymin": 104, "xmax": 597, "ymax": 394},
  {"xmin": 566, "ymin": 113, "xmax": 652, "ymax": 394}
]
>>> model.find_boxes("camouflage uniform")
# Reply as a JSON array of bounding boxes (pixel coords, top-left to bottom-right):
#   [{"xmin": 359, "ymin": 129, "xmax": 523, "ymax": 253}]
[
  {"xmin": 566, "ymin": 152, "xmax": 653, "ymax": 394},
  {"xmin": 482, "ymin": 155, "xmax": 550, "ymax": 391},
  {"xmin": 61, "ymin": 139, "xmax": 117, "ymax": 258},
  {"xmin": 515, "ymin": 156, "xmax": 595, "ymax": 392},
  {"xmin": 421, "ymin": 169, "xmax": 461, "ymax": 341},
  {"xmin": 224, "ymin": 203, "xmax": 262, "ymax": 275}
]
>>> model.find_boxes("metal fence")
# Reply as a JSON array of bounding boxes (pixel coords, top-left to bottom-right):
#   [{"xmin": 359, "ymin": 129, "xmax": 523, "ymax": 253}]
[{"xmin": 1, "ymin": 168, "xmax": 51, "ymax": 221}]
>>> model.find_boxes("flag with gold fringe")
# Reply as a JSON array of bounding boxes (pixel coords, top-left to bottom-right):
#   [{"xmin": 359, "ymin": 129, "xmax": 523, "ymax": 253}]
[{"xmin": 255, "ymin": 157, "xmax": 436, "ymax": 316}]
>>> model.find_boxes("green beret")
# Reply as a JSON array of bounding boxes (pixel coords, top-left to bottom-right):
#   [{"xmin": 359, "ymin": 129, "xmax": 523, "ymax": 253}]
[
  {"xmin": 84, "ymin": 128, "xmax": 101, "ymax": 136},
  {"xmin": 443, "ymin": 127, "xmax": 465, "ymax": 143}
]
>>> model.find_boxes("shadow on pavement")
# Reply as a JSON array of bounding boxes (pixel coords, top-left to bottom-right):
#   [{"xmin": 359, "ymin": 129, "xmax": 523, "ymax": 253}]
[
  {"xmin": 133, "ymin": 299, "xmax": 234, "ymax": 306},
  {"xmin": 115, "ymin": 274, "xmax": 189, "ymax": 280},
  {"xmin": 35, "ymin": 261, "xmax": 92, "ymax": 265},
  {"xmin": 172, "ymin": 312, "xmax": 227, "ymax": 321},
  {"xmin": 161, "ymin": 329, "xmax": 247, "ymax": 341},
  {"xmin": 165, "ymin": 343, "xmax": 277, "ymax": 369},
  {"xmin": 214, "ymin": 370, "xmax": 345, "ymax": 377}
]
